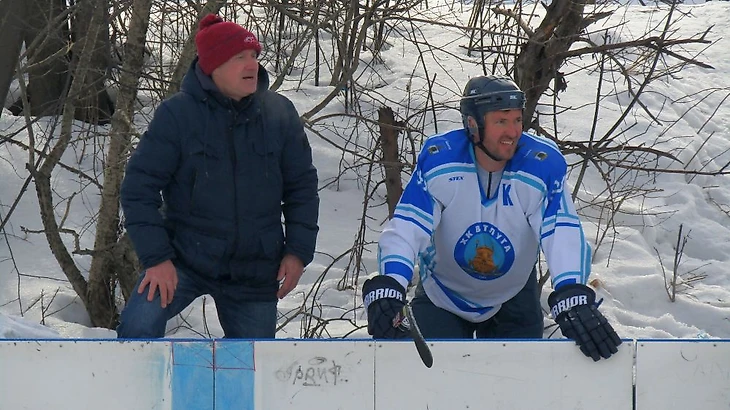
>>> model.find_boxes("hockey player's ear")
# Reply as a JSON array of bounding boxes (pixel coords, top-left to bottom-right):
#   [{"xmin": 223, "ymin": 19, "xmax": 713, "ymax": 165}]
[{"xmin": 467, "ymin": 116, "xmax": 479, "ymax": 140}]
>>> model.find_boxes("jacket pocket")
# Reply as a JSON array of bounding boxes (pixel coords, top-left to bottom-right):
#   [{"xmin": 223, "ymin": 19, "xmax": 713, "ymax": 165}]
[
  {"xmin": 187, "ymin": 140, "xmax": 234, "ymax": 219},
  {"xmin": 259, "ymin": 228, "xmax": 284, "ymax": 260},
  {"xmin": 172, "ymin": 228, "xmax": 228, "ymax": 279},
  {"xmin": 243, "ymin": 137, "xmax": 282, "ymax": 216},
  {"xmin": 229, "ymin": 229, "xmax": 283, "ymax": 287}
]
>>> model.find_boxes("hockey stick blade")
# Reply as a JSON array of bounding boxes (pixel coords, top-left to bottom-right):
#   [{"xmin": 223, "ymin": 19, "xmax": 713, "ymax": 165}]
[{"xmin": 403, "ymin": 304, "xmax": 433, "ymax": 368}]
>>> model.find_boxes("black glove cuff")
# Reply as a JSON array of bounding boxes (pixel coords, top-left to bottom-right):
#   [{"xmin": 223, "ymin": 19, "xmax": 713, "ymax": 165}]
[
  {"xmin": 362, "ymin": 275, "xmax": 406, "ymax": 309},
  {"xmin": 548, "ymin": 283, "xmax": 596, "ymax": 320}
]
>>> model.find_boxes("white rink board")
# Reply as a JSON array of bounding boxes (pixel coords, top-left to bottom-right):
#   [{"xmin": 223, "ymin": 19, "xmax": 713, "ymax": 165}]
[
  {"xmin": 374, "ymin": 340, "xmax": 634, "ymax": 410},
  {"xmin": 3, "ymin": 339, "xmax": 730, "ymax": 409},
  {"xmin": 636, "ymin": 340, "xmax": 730, "ymax": 410},
  {"xmin": 0, "ymin": 340, "xmax": 173, "ymax": 410},
  {"xmin": 254, "ymin": 340, "xmax": 375, "ymax": 410}
]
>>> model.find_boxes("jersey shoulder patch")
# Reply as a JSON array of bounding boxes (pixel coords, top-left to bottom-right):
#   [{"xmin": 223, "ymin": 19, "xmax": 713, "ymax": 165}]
[
  {"xmin": 418, "ymin": 129, "xmax": 471, "ymax": 173},
  {"xmin": 509, "ymin": 133, "xmax": 568, "ymax": 189},
  {"xmin": 514, "ymin": 134, "xmax": 566, "ymax": 169}
]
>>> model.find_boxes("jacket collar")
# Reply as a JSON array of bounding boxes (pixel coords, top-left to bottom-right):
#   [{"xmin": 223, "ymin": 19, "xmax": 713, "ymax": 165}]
[{"xmin": 180, "ymin": 57, "xmax": 270, "ymax": 112}]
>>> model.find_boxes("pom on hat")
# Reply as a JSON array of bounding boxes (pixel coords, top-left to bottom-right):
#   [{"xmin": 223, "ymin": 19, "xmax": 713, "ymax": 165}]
[
  {"xmin": 195, "ymin": 14, "xmax": 262, "ymax": 75},
  {"xmin": 199, "ymin": 14, "xmax": 223, "ymax": 30}
]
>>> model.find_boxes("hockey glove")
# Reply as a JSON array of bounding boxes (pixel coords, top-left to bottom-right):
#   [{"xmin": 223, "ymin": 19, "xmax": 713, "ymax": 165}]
[
  {"xmin": 362, "ymin": 275, "xmax": 410, "ymax": 339},
  {"xmin": 548, "ymin": 284, "xmax": 622, "ymax": 361}
]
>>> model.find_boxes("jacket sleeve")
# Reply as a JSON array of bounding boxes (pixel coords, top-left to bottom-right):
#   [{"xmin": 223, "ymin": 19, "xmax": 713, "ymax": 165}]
[
  {"xmin": 120, "ymin": 103, "xmax": 181, "ymax": 269},
  {"xmin": 280, "ymin": 99, "xmax": 319, "ymax": 266},
  {"xmin": 529, "ymin": 171, "xmax": 591, "ymax": 290},
  {"xmin": 377, "ymin": 151, "xmax": 441, "ymax": 286}
]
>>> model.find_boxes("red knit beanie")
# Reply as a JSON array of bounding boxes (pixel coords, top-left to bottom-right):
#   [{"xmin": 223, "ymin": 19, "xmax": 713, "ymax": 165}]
[{"xmin": 195, "ymin": 14, "xmax": 262, "ymax": 75}]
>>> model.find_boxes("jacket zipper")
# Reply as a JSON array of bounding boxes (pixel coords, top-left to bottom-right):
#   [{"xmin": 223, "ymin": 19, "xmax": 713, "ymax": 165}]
[{"xmin": 227, "ymin": 109, "xmax": 239, "ymax": 274}]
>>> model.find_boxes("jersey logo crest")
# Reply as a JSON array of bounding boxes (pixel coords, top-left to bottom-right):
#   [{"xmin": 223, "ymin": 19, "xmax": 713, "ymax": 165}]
[{"xmin": 453, "ymin": 222, "xmax": 515, "ymax": 280}]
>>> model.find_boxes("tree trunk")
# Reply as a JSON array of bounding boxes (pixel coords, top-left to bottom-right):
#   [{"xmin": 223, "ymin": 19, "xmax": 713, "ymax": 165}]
[
  {"xmin": 22, "ymin": 0, "xmax": 70, "ymax": 118},
  {"xmin": 329, "ymin": 1, "xmax": 351, "ymax": 86},
  {"xmin": 13, "ymin": 0, "xmax": 114, "ymax": 124},
  {"xmin": 72, "ymin": 0, "xmax": 114, "ymax": 125},
  {"xmin": 515, "ymin": 0, "xmax": 588, "ymax": 129},
  {"xmin": 33, "ymin": 0, "xmax": 107, "ymax": 326},
  {"xmin": 114, "ymin": 232, "xmax": 140, "ymax": 302},
  {"xmin": 378, "ymin": 106, "xmax": 403, "ymax": 219},
  {"xmin": 0, "ymin": 0, "xmax": 26, "ymax": 120},
  {"xmin": 86, "ymin": 0, "xmax": 153, "ymax": 328}
]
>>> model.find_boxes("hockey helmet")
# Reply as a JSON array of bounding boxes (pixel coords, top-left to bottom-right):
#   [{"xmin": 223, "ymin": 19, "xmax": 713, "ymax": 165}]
[{"xmin": 460, "ymin": 75, "xmax": 525, "ymax": 134}]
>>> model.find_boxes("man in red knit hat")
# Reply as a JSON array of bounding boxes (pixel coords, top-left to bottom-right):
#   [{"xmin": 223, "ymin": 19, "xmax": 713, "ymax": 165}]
[
  {"xmin": 117, "ymin": 14, "xmax": 319, "ymax": 339},
  {"xmin": 195, "ymin": 14, "xmax": 263, "ymax": 99}
]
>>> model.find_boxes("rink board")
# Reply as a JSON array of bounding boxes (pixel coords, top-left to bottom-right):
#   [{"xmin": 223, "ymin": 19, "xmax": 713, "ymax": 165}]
[
  {"xmin": 0, "ymin": 340, "xmax": 176, "ymax": 409},
  {"xmin": 374, "ymin": 340, "xmax": 633, "ymax": 409},
  {"xmin": 0, "ymin": 339, "xmax": 728, "ymax": 409},
  {"xmin": 254, "ymin": 340, "xmax": 374, "ymax": 410},
  {"xmin": 635, "ymin": 340, "xmax": 730, "ymax": 410}
]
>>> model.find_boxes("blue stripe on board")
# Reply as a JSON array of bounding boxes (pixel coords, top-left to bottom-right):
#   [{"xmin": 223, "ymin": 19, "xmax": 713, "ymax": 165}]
[
  {"xmin": 172, "ymin": 341, "xmax": 214, "ymax": 409},
  {"xmin": 214, "ymin": 341, "xmax": 255, "ymax": 410}
]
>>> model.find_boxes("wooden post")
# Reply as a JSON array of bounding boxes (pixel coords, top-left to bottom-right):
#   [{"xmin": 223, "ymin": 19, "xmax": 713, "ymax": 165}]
[{"xmin": 378, "ymin": 106, "xmax": 403, "ymax": 219}]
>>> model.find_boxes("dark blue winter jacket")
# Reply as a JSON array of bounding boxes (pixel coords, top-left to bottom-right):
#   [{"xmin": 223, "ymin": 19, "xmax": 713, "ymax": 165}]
[{"xmin": 120, "ymin": 59, "xmax": 319, "ymax": 299}]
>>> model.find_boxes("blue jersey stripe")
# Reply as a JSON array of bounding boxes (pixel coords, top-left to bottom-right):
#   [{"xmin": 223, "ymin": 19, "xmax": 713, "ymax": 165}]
[
  {"xmin": 395, "ymin": 203, "xmax": 434, "ymax": 225},
  {"xmin": 432, "ymin": 275, "xmax": 494, "ymax": 315},
  {"xmin": 381, "ymin": 253, "xmax": 415, "ymax": 268},
  {"xmin": 393, "ymin": 214, "xmax": 432, "ymax": 235},
  {"xmin": 504, "ymin": 172, "xmax": 546, "ymax": 193},
  {"xmin": 425, "ymin": 165, "xmax": 475, "ymax": 180},
  {"xmin": 384, "ymin": 260, "xmax": 414, "ymax": 278}
]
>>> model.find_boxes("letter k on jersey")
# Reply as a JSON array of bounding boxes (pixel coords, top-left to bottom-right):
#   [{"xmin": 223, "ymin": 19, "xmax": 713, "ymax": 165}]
[{"xmin": 502, "ymin": 184, "xmax": 513, "ymax": 206}]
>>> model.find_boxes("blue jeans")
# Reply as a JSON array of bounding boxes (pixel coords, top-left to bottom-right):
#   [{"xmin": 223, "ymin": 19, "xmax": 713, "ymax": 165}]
[
  {"xmin": 411, "ymin": 267, "xmax": 544, "ymax": 339},
  {"xmin": 116, "ymin": 265, "xmax": 277, "ymax": 339}
]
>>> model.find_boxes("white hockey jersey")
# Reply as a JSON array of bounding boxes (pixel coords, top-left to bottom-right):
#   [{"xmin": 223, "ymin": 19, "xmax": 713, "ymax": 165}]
[{"xmin": 378, "ymin": 128, "xmax": 591, "ymax": 322}]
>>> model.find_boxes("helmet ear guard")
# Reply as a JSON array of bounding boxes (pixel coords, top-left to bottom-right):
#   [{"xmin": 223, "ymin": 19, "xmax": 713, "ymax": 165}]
[{"xmin": 465, "ymin": 115, "xmax": 479, "ymax": 139}]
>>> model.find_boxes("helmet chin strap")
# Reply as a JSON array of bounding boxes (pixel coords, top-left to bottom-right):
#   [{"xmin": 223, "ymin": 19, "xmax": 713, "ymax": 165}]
[
  {"xmin": 474, "ymin": 136, "xmax": 502, "ymax": 162},
  {"xmin": 468, "ymin": 124, "xmax": 502, "ymax": 162}
]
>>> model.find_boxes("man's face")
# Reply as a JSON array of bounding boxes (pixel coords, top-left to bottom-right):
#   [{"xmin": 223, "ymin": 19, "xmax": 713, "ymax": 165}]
[
  {"xmin": 478, "ymin": 108, "xmax": 523, "ymax": 162},
  {"xmin": 211, "ymin": 49, "xmax": 259, "ymax": 101}
]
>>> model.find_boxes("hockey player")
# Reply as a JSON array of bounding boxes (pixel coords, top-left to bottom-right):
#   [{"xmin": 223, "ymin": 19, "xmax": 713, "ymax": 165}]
[{"xmin": 362, "ymin": 75, "xmax": 621, "ymax": 361}]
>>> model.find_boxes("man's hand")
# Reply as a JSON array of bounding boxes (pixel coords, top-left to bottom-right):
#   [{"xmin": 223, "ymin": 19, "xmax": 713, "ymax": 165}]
[
  {"xmin": 277, "ymin": 254, "xmax": 304, "ymax": 299},
  {"xmin": 548, "ymin": 283, "xmax": 622, "ymax": 361},
  {"xmin": 362, "ymin": 275, "xmax": 410, "ymax": 339},
  {"xmin": 138, "ymin": 260, "xmax": 178, "ymax": 308}
]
